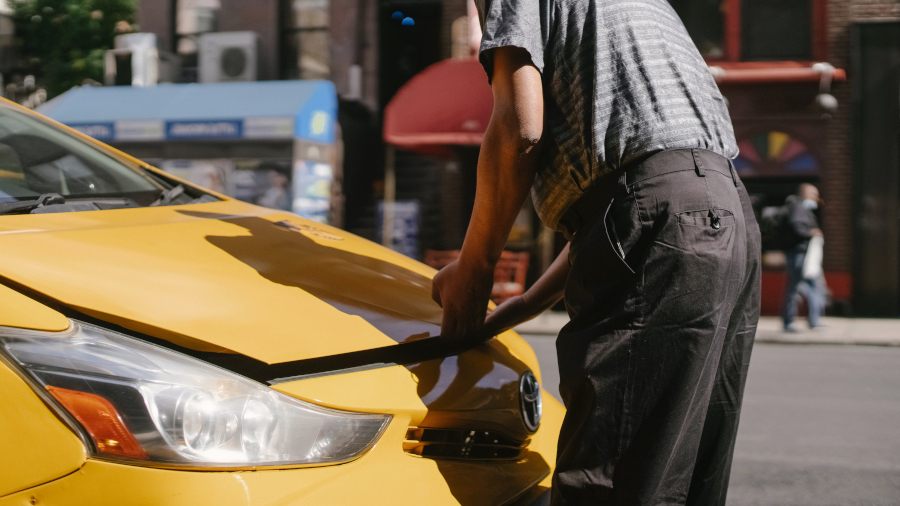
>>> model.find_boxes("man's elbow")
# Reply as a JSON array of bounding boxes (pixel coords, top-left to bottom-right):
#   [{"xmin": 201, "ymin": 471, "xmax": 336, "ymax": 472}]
[
  {"xmin": 494, "ymin": 116, "xmax": 543, "ymax": 155},
  {"xmin": 517, "ymin": 125, "xmax": 544, "ymax": 151}
]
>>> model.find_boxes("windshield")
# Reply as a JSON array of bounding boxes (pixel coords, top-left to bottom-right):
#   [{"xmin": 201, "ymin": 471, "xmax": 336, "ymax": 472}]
[{"xmin": 0, "ymin": 104, "xmax": 175, "ymax": 206}]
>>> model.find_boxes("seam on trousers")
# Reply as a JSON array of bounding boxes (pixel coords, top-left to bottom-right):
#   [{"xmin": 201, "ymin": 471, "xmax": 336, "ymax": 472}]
[
  {"xmin": 614, "ymin": 180, "xmax": 650, "ymax": 466},
  {"xmin": 702, "ymin": 173, "xmax": 719, "ymax": 221},
  {"xmin": 631, "ymin": 181, "xmax": 651, "ymax": 258},
  {"xmin": 617, "ymin": 312, "xmax": 637, "ymax": 467},
  {"xmin": 656, "ymin": 277, "xmax": 736, "ymax": 504},
  {"xmin": 693, "ymin": 148, "xmax": 720, "ymax": 222}
]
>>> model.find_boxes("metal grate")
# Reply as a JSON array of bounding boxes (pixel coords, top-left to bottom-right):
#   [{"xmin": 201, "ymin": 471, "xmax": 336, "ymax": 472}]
[{"xmin": 404, "ymin": 427, "xmax": 529, "ymax": 461}]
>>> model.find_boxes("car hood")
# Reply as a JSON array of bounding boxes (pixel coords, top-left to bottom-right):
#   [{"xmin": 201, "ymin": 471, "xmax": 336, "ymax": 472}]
[{"xmin": 0, "ymin": 200, "xmax": 445, "ymax": 364}]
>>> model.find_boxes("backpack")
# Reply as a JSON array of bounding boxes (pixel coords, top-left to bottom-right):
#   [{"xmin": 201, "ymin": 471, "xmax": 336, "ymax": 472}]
[{"xmin": 774, "ymin": 197, "xmax": 805, "ymax": 250}]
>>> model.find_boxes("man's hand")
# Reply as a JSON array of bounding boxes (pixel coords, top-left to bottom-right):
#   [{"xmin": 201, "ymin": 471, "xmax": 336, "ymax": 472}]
[
  {"xmin": 432, "ymin": 258, "xmax": 494, "ymax": 342},
  {"xmin": 811, "ymin": 228, "xmax": 823, "ymax": 238}
]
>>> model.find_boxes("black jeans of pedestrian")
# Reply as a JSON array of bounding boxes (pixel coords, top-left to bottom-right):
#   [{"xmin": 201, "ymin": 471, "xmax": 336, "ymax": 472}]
[{"xmin": 552, "ymin": 149, "xmax": 761, "ymax": 506}]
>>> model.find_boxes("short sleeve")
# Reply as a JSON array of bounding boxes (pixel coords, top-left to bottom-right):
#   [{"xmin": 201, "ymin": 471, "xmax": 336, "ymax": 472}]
[{"xmin": 475, "ymin": 0, "xmax": 549, "ymax": 83}]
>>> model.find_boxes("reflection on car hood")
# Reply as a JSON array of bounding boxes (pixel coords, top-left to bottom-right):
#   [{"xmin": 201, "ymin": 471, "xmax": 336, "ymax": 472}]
[{"xmin": 0, "ymin": 200, "xmax": 444, "ymax": 364}]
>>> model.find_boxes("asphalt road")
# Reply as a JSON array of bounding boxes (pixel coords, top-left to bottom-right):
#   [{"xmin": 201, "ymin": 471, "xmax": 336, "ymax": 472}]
[{"xmin": 521, "ymin": 335, "xmax": 900, "ymax": 505}]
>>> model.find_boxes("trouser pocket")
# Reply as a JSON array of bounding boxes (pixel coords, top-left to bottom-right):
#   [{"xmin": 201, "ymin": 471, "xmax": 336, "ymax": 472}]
[
  {"xmin": 676, "ymin": 209, "xmax": 736, "ymax": 228},
  {"xmin": 565, "ymin": 188, "xmax": 642, "ymax": 319},
  {"xmin": 643, "ymin": 171, "xmax": 742, "ymax": 322},
  {"xmin": 604, "ymin": 194, "xmax": 639, "ymax": 274}
]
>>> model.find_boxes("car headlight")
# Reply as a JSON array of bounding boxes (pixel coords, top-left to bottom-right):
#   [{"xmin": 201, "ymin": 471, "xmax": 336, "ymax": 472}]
[{"xmin": 0, "ymin": 320, "xmax": 391, "ymax": 469}]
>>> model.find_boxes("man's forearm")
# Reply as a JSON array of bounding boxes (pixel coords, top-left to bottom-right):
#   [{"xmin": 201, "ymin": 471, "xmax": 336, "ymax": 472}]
[
  {"xmin": 521, "ymin": 243, "xmax": 569, "ymax": 313},
  {"xmin": 459, "ymin": 125, "xmax": 539, "ymax": 269},
  {"xmin": 458, "ymin": 48, "xmax": 544, "ymax": 271}
]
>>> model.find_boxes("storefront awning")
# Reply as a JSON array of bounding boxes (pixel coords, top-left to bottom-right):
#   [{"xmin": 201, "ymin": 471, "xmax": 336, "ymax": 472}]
[
  {"xmin": 708, "ymin": 62, "xmax": 847, "ymax": 84},
  {"xmin": 383, "ymin": 59, "xmax": 492, "ymax": 149},
  {"xmin": 36, "ymin": 80, "xmax": 337, "ymax": 144}
]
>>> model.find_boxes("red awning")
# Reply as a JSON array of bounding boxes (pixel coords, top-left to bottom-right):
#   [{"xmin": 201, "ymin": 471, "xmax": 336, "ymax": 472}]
[
  {"xmin": 709, "ymin": 62, "xmax": 847, "ymax": 84},
  {"xmin": 383, "ymin": 59, "xmax": 493, "ymax": 149}
]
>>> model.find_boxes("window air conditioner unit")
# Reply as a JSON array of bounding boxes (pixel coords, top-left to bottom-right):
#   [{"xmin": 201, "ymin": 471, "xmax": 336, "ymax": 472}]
[
  {"xmin": 199, "ymin": 32, "xmax": 260, "ymax": 83},
  {"xmin": 105, "ymin": 33, "xmax": 163, "ymax": 87}
]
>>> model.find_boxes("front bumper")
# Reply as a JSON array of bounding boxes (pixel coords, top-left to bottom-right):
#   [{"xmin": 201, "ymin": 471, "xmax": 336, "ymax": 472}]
[{"xmin": 0, "ymin": 392, "xmax": 563, "ymax": 506}]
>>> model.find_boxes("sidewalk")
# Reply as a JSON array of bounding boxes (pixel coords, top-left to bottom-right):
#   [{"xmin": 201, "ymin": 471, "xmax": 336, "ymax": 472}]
[{"xmin": 515, "ymin": 312, "xmax": 900, "ymax": 347}]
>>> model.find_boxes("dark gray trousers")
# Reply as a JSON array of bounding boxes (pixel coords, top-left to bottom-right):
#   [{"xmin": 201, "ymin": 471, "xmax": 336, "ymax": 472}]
[{"xmin": 552, "ymin": 149, "xmax": 761, "ymax": 506}]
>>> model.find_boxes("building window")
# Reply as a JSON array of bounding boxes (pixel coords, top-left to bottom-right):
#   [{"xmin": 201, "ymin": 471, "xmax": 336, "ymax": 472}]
[
  {"xmin": 742, "ymin": 0, "xmax": 811, "ymax": 60},
  {"xmin": 282, "ymin": 0, "xmax": 331, "ymax": 80},
  {"xmin": 669, "ymin": 0, "xmax": 825, "ymax": 62},
  {"xmin": 668, "ymin": 0, "xmax": 725, "ymax": 59}
]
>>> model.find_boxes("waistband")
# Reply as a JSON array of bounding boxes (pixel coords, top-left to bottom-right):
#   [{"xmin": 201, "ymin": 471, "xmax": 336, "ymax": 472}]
[{"xmin": 559, "ymin": 148, "xmax": 737, "ymax": 240}]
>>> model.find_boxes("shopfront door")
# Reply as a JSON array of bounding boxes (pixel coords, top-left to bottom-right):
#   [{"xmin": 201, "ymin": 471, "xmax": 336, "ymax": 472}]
[{"xmin": 851, "ymin": 22, "xmax": 900, "ymax": 317}]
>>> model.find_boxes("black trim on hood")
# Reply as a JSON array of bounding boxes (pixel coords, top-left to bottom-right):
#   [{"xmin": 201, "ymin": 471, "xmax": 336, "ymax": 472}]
[
  {"xmin": 0, "ymin": 277, "xmax": 504, "ymax": 385},
  {"xmin": 73, "ymin": 311, "xmax": 495, "ymax": 384}
]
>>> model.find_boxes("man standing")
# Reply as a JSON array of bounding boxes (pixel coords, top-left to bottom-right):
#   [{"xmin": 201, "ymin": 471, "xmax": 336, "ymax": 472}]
[
  {"xmin": 431, "ymin": 0, "xmax": 761, "ymax": 504},
  {"xmin": 779, "ymin": 184, "xmax": 825, "ymax": 331}
]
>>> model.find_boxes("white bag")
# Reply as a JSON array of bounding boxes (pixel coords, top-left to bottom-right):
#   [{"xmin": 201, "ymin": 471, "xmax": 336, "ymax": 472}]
[{"xmin": 802, "ymin": 235, "xmax": 824, "ymax": 280}]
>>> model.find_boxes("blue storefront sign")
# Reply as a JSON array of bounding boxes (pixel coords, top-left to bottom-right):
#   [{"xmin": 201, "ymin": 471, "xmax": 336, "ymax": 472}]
[
  {"xmin": 38, "ymin": 81, "xmax": 339, "ymax": 222},
  {"xmin": 69, "ymin": 123, "xmax": 115, "ymax": 141},
  {"xmin": 166, "ymin": 120, "xmax": 242, "ymax": 139},
  {"xmin": 41, "ymin": 81, "xmax": 336, "ymax": 144}
]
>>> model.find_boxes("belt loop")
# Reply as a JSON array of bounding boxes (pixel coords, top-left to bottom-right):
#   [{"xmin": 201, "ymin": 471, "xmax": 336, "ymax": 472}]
[
  {"xmin": 727, "ymin": 158, "xmax": 739, "ymax": 187},
  {"xmin": 617, "ymin": 170, "xmax": 630, "ymax": 194},
  {"xmin": 691, "ymin": 149, "xmax": 705, "ymax": 177}
]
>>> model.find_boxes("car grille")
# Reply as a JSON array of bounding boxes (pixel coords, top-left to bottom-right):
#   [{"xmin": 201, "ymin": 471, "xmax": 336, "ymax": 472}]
[{"xmin": 403, "ymin": 427, "xmax": 529, "ymax": 461}]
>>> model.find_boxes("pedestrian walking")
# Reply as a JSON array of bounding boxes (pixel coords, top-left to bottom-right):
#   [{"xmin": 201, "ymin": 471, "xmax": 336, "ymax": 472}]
[
  {"xmin": 778, "ymin": 184, "xmax": 826, "ymax": 331},
  {"xmin": 430, "ymin": 0, "xmax": 761, "ymax": 505}
]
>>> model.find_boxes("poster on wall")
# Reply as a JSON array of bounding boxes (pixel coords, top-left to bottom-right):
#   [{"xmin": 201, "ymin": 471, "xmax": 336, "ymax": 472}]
[
  {"xmin": 292, "ymin": 160, "xmax": 333, "ymax": 223},
  {"xmin": 377, "ymin": 200, "xmax": 420, "ymax": 259},
  {"xmin": 733, "ymin": 131, "xmax": 820, "ymax": 177}
]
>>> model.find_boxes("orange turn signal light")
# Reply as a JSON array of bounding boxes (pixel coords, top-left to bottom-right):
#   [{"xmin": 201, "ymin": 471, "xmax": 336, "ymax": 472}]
[{"xmin": 47, "ymin": 386, "xmax": 148, "ymax": 459}]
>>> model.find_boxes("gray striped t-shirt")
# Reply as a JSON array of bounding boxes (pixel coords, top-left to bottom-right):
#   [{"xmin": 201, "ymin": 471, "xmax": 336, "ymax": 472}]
[{"xmin": 476, "ymin": 0, "xmax": 739, "ymax": 231}]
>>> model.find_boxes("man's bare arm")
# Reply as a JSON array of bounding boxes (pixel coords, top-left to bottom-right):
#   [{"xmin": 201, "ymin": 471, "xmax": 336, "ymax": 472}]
[{"xmin": 431, "ymin": 46, "xmax": 545, "ymax": 341}]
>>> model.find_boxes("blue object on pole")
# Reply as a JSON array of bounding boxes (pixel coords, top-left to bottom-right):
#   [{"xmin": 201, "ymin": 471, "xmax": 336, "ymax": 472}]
[
  {"xmin": 401, "ymin": 17, "xmax": 415, "ymax": 26},
  {"xmin": 391, "ymin": 11, "xmax": 403, "ymax": 20}
]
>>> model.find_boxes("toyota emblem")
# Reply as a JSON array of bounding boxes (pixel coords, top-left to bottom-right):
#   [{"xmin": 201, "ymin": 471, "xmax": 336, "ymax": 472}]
[{"xmin": 519, "ymin": 371, "xmax": 542, "ymax": 432}]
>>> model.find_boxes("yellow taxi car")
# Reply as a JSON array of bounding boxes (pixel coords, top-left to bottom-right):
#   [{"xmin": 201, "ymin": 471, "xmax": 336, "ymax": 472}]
[{"xmin": 0, "ymin": 98, "xmax": 563, "ymax": 505}]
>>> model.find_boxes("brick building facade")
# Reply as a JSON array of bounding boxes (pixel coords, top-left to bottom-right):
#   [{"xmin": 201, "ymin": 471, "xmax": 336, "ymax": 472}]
[
  {"xmin": 823, "ymin": 0, "xmax": 900, "ymax": 274},
  {"xmin": 665, "ymin": 0, "xmax": 899, "ymax": 316}
]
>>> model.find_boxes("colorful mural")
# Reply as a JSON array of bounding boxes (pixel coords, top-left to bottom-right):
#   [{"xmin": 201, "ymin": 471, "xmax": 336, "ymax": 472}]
[{"xmin": 733, "ymin": 131, "xmax": 819, "ymax": 176}]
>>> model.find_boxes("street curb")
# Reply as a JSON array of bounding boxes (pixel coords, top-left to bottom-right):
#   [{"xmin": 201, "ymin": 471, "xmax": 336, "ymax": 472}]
[
  {"xmin": 517, "ymin": 331, "xmax": 900, "ymax": 347},
  {"xmin": 514, "ymin": 313, "xmax": 900, "ymax": 347},
  {"xmin": 754, "ymin": 337, "xmax": 900, "ymax": 347}
]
